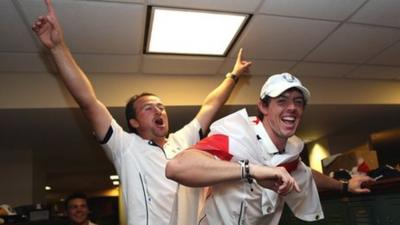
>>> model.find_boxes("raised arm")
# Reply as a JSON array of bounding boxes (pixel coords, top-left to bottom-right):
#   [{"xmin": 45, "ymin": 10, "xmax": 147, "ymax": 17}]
[
  {"xmin": 32, "ymin": 0, "xmax": 112, "ymax": 139},
  {"xmin": 166, "ymin": 148, "xmax": 300, "ymax": 195},
  {"xmin": 312, "ymin": 170, "xmax": 374, "ymax": 194},
  {"xmin": 195, "ymin": 49, "xmax": 252, "ymax": 134}
]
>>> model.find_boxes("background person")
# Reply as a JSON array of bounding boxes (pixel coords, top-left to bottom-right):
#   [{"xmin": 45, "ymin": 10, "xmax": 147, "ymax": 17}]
[{"xmin": 65, "ymin": 192, "xmax": 97, "ymax": 225}]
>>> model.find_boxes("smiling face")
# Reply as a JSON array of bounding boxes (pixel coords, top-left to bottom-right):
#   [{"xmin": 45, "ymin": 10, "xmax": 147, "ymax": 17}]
[
  {"xmin": 66, "ymin": 198, "xmax": 89, "ymax": 225},
  {"xmin": 130, "ymin": 95, "xmax": 169, "ymax": 141},
  {"xmin": 258, "ymin": 88, "xmax": 305, "ymax": 149}
]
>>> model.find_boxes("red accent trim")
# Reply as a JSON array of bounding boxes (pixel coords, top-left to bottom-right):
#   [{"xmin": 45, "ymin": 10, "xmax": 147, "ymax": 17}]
[
  {"xmin": 357, "ymin": 161, "xmax": 370, "ymax": 173},
  {"xmin": 193, "ymin": 134, "xmax": 233, "ymax": 161},
  {"xmin": 278, "ymin": 158, "xmax": 299, "ymax": 173},
  {"xmin": 252, "ymin": 117, "xmax": 261, "ymax": 124}
]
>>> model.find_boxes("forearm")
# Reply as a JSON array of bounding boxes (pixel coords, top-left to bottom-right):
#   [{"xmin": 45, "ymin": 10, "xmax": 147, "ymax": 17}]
[
  {"xmin": 50, "ymin": 43, "xmax": 112, "ymax": 139},
  {"xmin": 195, "ymin": 75, "xmax": 237, "ymax": 132},
  {"xmin": 166, "ymin": 149, "xmax": 241, "ymax": 187},
  {"xmin": 50, "ymin": 43, "xmax": 98, "ymax": 109},
  {"xmin": 312, "ymin": 169, "xmax": 342, "ymax": 191},
  {"xmin": 202, "ymin": 75, "xmax": 236, "ymax": 110}
]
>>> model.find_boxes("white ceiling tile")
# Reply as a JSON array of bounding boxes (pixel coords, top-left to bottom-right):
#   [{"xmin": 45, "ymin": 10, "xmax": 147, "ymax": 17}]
[
  {"xmin": 260, "ymin": 0, "xmax": 366, "ymax": 21},
  {"xmin": 20, "ymin": 0, "xmax": 145, "ymax": 54},
  {"xmin": 306, "ymin": 23, "xmax": 400, "ymax": 63},
  {"xmin": 0, "ymin": 53, "xmax": 49, "ymax": 73},
  {"xmin": 75, "ymin": 54, "xmax": 140, "ymax": 74},
  {"xmin": 350, "ymin": 0, "xmax": 400, "ymax": 28},
  {"xmin": 105, "ymin": 0, "xmax": 145, "ymax": 3},
  {"xmin": 291, "ymin": 62, "xmax": 356, "ymax": 78},
  {"xmin": 148, "ymin": 0, "xmax": 262, "ymax": 13},
  {"xmin": 0, "ymin": 0, "xmax": 38, "ymax": 52},
  {"xmin": 369, "ymin": 41, "xmax": 400, "ymax": 66},
  {"xmin": 346, "ymin": 65, "xmax": 400, "ymax": 80},
  {"xmin": 142, "ymin": 55, "xmax": 223, "ymax": 75},
  {"xmin": 237, "ymin": 15, "xmax": 338, "ymax": 60},
  {"xmin": 219, "ymin": 58, "xmax": 295, "ymax": 76}
]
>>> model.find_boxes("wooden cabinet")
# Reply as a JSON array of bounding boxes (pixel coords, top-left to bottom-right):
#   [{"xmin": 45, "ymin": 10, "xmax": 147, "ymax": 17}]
[{"xmin": 279, "ymin": 178, "xmax": 400, "ymax": 225}]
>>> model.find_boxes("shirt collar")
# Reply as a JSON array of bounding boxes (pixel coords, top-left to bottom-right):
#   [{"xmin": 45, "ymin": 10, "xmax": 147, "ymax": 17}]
[{"xmin": 251, "ymin": 117, "xmax": 280, "ymax": 154}]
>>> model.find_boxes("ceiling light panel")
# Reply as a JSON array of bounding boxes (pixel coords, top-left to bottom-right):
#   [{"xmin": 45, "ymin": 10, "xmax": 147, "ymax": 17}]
[{"xmin": 146, "ymin": 7, "xmax": 250, "ymax": 56}]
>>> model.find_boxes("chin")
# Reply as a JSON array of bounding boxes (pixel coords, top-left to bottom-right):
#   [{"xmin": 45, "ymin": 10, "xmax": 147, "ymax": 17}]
[
  {"xmin": 156, "ymin": 129, "xmax": 168, "ymax": 137},
  {"xmin": 281, "ymin": 130, "xmax": 296, "ymax": 138}
]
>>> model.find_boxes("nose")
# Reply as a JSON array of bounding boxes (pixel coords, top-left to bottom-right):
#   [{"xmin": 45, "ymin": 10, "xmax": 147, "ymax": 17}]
[
  {"xmin": 286, "ymin": 101, "xmax": 296, "ymax": 111},
  {"xmin": 154, "ymin": 106, "xmax": 162, "ymax": 114}
]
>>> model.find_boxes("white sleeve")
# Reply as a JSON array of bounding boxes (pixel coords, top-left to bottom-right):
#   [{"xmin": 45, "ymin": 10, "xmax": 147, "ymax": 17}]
[
  {"xmin": 101, "ymin": 119, "xmax": 137, "ymax": 164},
  {"xmin": 165, "ymin": 119, "xmax": 202, "ymax": 158}
]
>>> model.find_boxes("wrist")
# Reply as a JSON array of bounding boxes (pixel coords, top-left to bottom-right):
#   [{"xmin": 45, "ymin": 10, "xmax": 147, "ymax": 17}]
[
  {"xmin": 50, "ymin": 42, "xmax": 67, "ymax": 53},
  {"xmin": 341, "ymin": 181, "xmax": 349, "ymax": 194},
  {"xmin": 238, "ymin": 160, "xmax": 253, "ymax": 182},
  {"xmin": 226, "ymin": 72, "xmax": 239, "ymax": 84}
]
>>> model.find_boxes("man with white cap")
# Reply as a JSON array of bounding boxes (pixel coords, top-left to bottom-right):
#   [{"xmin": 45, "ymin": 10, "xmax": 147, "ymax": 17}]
[{"xmin": 166, "ymin": 73, "xmax": 373, "ymax": 225}]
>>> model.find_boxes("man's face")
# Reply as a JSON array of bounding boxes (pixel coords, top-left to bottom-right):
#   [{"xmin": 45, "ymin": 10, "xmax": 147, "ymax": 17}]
[
  {"xmin": 133, "ymin": 95, "xmax": 169, "ymax": 139},
  {"xmin": 66, "ymin": 198, "xmax": 89, "ymax": 225},
  {"xmin": 261, "ymin": 89, "xmax": 305, "ymax": 142}
]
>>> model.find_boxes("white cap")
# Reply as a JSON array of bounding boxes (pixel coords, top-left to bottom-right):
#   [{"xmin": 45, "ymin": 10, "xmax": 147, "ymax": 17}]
[{"xmin": 260, "ymin": 73, "xmax": 310, "ymax": 101}]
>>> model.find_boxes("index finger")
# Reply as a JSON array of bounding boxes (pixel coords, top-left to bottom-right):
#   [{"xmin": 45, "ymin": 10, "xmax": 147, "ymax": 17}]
[
  {"xmin": 360, "ymin": 176, "xmax": 375, "ymax": 182},
  {"xmin": 293, "ymin": 181, "xmax": 301, "ymax": 192},
  {"xmin": 45, "ymin": 0, "xmax": 55, "ymax": 14},
  {"xmin": 236, "ymin": 48, "xmax": 243, "ymax": 63}
]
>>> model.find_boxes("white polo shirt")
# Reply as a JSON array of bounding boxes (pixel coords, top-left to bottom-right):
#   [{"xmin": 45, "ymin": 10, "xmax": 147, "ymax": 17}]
[
  {"xmin": 102, "ymin": 119, "xmax": 201, "ymax": 225},
  {"xmin": 192, "ymin": 109, "xmax": 323, "ymax": 225}
]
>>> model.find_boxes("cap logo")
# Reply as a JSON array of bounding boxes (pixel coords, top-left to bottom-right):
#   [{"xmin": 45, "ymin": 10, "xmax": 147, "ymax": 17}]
[{"xmin": 283, "ymin": 73, "xmax": 295, "ymax": 83}]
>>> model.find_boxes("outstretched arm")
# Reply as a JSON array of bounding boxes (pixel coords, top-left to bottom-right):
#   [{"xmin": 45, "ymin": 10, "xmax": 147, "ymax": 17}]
[
  {"xmin": 166, "ymin": 148, "xmax": 300, "ymax": 195},
  {"xmin": 32, "ymin": 0, "xmax": 112, "ymax": 140},
  {"xmin": 195, "ymin": 48, "xmax": 252, "ymax": 134},
  {"xmin": 312, "ymin": 170, "xmax": 374, "ymax": 194}
]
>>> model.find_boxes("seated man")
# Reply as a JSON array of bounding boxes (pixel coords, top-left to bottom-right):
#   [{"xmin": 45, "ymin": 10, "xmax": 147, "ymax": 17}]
[
  {"xmin": 65, "ymin": 193, "xmax": 97, "ymax": 225},
  {"xmin": 166, "ymin": 73, "xmax": 374, "ymax": 225}
]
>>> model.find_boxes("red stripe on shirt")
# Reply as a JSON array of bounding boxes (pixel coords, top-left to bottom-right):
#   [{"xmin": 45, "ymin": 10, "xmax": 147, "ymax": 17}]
[
  {"xmin": 278, "ymin": 158, "xmax": 299, "ymax": 173},
  {"xmin": 193, "ymin": 134, "xmax": 233, "ymax": 161}
]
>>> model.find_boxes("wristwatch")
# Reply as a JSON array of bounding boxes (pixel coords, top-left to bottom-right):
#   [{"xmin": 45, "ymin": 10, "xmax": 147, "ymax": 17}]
[
  {"xmin": 342, "ymin": 181, "xmax": 349, "ymax": 194},
  {"xmin": 226, "ymin": 72, "xmax": 239, "ymax": 84}
]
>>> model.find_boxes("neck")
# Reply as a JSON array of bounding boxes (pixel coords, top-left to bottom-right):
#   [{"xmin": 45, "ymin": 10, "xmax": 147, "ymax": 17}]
[
  {"xmin": 152, "ymin": 137, "xmax": 166, "ymax": 147},
  {"xmin": 263, "ymin": 121, "xmax": 287, "ymax": 152},
  {"xmin": 71, "ymin": 220, "xmax": 89, "ymax": 225},
  {"xmin": 139, "ymin": 132, "xmax": 166, "ymax": 147}
]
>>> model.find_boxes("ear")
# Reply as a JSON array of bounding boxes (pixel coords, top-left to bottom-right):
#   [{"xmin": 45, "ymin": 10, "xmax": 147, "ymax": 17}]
[
  {"xmin": 257, "ymin": 100, "xmax": 268, "ymax": 116},
  {"xmin": 129, "ymin": 118, "xmax": 140, "ymax": 128}
]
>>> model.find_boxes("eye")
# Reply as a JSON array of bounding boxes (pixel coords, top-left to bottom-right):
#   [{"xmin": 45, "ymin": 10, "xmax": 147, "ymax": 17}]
[
  {"xmin": 144, "ymin": 105, "xmax": 152, "ymax": 111},
  {"xmin": 158, "ymin": 105, "xmax": 165, "ymax": 111},
  {"xmin": 294, "ymin": 98, "xmax": 305, "ymax": 106},
  {"xmin": 276, "ymin": 98, "xmax": 288, "ymax": 105}
]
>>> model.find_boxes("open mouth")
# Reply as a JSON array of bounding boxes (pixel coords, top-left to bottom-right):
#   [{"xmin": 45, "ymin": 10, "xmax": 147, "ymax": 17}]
[
  {"xmin": 281, "ymin": 116, "xmax": 296, "ymax": 126},
  {"xmin": 155, "ymin": 118, "xmax": 164, "ymax": 126}
]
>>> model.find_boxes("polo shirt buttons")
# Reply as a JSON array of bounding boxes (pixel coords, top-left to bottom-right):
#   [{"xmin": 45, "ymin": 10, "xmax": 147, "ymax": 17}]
[{"xmin": 262, "ymin": 205, "xmax": 273, "ymax": 214}]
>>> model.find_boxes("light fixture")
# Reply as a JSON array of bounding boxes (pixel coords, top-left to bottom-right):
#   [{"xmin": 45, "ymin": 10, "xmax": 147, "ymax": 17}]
[
  {"xmin": 109, "ymin": 175, "xmax": 119, "ymax": 180},
  {"xmin": 145, "ymin": 7, "xmax": 250, "ymax": 56},
  {"xmin": 45, "ymin": 186, "xmax": 52, "ymax": 191},
  {"xmin": 112, "ymin": 181, "xmax": 120, "ymax": 186}
]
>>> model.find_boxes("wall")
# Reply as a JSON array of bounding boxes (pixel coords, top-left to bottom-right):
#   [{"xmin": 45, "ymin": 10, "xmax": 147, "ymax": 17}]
[
  {"xmin": 0, "ymin": 148, "xmax": 45, "ymax": 207},
  {"xmin": 2, "ymin": 73, "xmax": 400, "ymax": 109}
]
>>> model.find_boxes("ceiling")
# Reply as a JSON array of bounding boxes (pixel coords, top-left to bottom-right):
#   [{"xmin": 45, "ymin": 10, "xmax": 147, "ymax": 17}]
[{"xmin": 1, "ymin": 0, "xmax": 400, "ymax": 199}]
